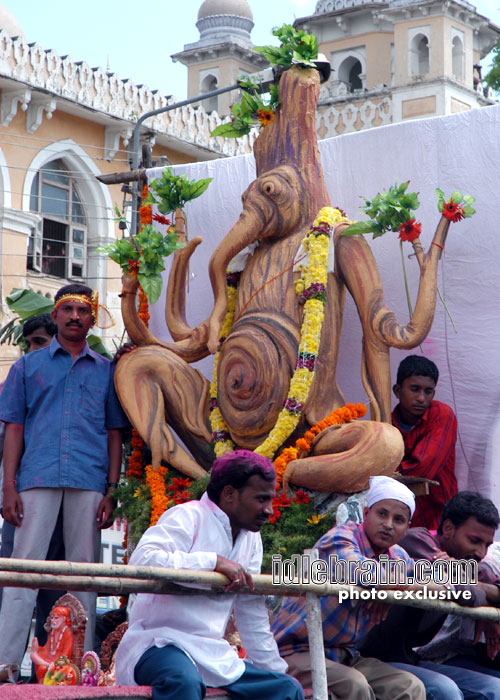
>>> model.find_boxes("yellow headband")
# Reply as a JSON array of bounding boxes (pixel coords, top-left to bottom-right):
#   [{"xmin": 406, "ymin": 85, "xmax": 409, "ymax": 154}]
[{"xmin": 53, "ymin": 291, "xmax": 114, "ymax": 329}]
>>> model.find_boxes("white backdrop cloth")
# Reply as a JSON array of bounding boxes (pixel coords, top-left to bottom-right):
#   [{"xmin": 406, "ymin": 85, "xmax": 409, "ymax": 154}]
[{"xmin": 147, "ymin": 103, "xmax": 500, "ymax": 510}]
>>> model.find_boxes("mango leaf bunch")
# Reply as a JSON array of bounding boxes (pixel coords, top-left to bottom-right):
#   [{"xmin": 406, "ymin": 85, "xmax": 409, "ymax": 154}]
[
  {"xmin": 145, "ymin": 168, "xmax": 212, "ymax": 214},
  {"xmin": 98, "ymin": 226, "xmax": 184, "ymax": 304},
  {"xmin": 342, "ymin": 182, "xmax": 420, "ymax": 238},
  {"xmin": 211, "ymin": 23, "xmax": 318, "ymax": 139},
  {"xmin": 211, "ymin": 78, "xmax": 279, "ymax": 138},
  {"xmin": 254, "ymin": 24, "xmax": 319, "ymax": 68}
]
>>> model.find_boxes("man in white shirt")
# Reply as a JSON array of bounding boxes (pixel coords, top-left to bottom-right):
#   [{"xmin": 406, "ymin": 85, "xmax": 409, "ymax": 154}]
[{"xmin": 115, "ymin": 449, "xmax": 303, "ymax": 700}]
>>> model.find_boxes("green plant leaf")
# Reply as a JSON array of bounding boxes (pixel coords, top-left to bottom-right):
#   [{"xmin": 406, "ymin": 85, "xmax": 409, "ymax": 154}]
[
  {"xmin": 211, "ymin": 122, "xmax": 251, "ymax": 138},
  {"xmin": 254, "ymin": 45, "xmax": 290, "ymax": 65},
  {"xmin": 463, "ymin": 195, "xmax": 475, "ymax": 205},
  {"xmin": 451, "ymin": 190, "xmax": 462, "ymax": 204},
  {"xmin": 87, "ymin": 334, "xmax": 113, "ymax": 359},
  {"xmin": 138, "ymin": 273, "xmax": 163, "ymax": 305},
  {"xmin": 341, "ymin": 221, "xmax": 375, "ymax": 236},
  {"xmin": 435, "ymin": 188, "xmax": 445, "ymax": 201},
  {"xmin": 6, "ymin": 289, "xmax": 54, "ymax": 320},
  {"xmin": 462, "ymin": 205, "xmax": 475, "ymax": 217}
]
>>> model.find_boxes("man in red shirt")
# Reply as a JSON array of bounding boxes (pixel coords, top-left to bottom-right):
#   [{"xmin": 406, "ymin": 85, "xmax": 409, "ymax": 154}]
[{"xmin": 392, "ymin": 355, "xmax": 458, "ymax": 529}]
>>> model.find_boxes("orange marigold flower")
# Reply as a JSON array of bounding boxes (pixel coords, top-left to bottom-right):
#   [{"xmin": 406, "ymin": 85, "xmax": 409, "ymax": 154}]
[
  {"xmin": 257, "ymin": 108, "xmax": 274, "ymax": 127},
  {"xmin": 139, "ymin": 205, "xmax": 152, "ymax": 225},
  {"xmin": 296, "ymin": 438, "xmax": 310, "ymax": 452},
  {"xmin": 442, "ymin": 200, "xmax": 464, "ymax": 223},
  {"xmin": 398, "ymin": 219, "xmax": 422, "ymax": 242}
]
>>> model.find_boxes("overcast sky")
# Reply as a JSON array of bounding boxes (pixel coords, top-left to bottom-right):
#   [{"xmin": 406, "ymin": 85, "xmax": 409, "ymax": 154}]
[{"xmin": 8, "ymin": 0, "xmax": 500, "ymax": 100}]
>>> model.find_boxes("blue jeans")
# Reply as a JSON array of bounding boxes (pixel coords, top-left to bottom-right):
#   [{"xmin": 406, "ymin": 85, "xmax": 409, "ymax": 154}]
[
  {"xmin": 419, "ymin": 659, "xmax": 500, "ymax": 700},
  {"xmin": 391, "ymin": 662, "xmax": 464, "ymax": 700},
  {"xmin": 445, "ymin": 657, "xmax": 500, "ymax": 680},
  {"xmin": 134, "ymin": 644, "xmax": 304, "ymax": 700}
]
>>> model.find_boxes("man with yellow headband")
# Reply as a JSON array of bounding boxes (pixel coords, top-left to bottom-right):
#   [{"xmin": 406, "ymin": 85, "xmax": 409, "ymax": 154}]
[{"xmin": 0, "ymin": 283, "xmax": 128, "ymax": 675}]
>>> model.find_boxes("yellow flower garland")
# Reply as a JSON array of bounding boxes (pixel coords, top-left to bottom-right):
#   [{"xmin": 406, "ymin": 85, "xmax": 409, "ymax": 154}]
[{"xmin": 209, "ymin": 206, "xmax": 352, "ymax": 460}]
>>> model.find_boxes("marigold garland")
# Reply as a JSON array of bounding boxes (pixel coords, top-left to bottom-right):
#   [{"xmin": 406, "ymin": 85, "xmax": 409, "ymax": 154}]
[
  {"xmin": 209, "ymin": 208, "xmax": 352, "ymax": 461},
  {"xmin": 254, "ymin": 207, "xmax": 351, "ymax": 459},
  {"xmin": 145, "ymin": 464, "xmax": 171, "ymax": 526},
  {"xmin": 209, "ymin": 272, "xmax": 240, "ymax": 456},
  {"xmin": 273, "ymin": 402, "xmax": 367, "ymax": 490}
]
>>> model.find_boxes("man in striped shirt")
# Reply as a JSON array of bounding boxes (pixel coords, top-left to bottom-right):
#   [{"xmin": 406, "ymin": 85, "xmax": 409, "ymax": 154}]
[{"xmin": 272, "ymin": 476, "xmax": 426, "ymax": 699}]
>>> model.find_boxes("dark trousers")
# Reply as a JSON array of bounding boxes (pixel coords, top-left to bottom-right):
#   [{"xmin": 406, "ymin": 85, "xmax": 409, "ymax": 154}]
[{"xmin": 134, "ymin": 644, "xmax": 304, "ymax": 700}]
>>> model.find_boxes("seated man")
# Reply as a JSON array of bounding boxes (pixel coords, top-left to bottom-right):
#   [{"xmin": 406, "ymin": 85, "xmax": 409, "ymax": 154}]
[
  {"xmin": 359, "ymin": 491, "xmax": 500, "ymax": 699},
  {"xmin": 115, "ymin": 450, "xmax": 304, "ymax": 700},
  {"xmin": 272, "ymin": 476, "xmax": 427, "ymax": 700},
  {"xmin": 392, "ymin": 354, "xmax": 458, "ymax": 528}
]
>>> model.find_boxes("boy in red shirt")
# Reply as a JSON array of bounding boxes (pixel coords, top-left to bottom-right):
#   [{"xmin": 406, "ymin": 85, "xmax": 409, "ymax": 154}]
[{"xmin": 392, "ymin": 355, "xmax": 458, "ymax": 529}]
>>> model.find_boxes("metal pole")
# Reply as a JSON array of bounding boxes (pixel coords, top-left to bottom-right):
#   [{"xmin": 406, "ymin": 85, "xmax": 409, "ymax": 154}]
[
  {"xmin": 129, "ymin": 83, "xmax": 240, "ymax": 235},
  {"xmin": 304, "ymin": 549, "xmax": 329, "ymax": 700}
]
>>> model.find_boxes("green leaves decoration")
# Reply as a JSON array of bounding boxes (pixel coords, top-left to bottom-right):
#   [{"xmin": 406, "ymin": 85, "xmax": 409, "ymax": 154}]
[
  {"xmin": 98, "ymin": 225, "xmax": 184, "ymax": 305},
  {"xmin": 342, "ymin": 181, "xmax": 420, "ymax": 238},
  {"xmin": 100, "ymin": 170, "xmax": 212, "ymax": 304},
  {"xmin": 436, "ymin": 188, "xmax": 475, "ymax": 218},
  {"xmin": 146, "ymin": 168, "xmax": 212, "ymax": 215},
  {"xmin": 211, "ymin": 23, "xmax": 318, "ymax": 139},
  {"xmin": 255, "ymin": 24, "xmax": 319, "ymax": 68}
]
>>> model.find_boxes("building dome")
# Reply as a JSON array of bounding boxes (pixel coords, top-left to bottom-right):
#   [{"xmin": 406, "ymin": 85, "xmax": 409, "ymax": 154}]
[
  {"xmin": 0, "ymin": 4, "xmax": 24, "ymax": 38},
  {"xmin": 198, "ymin": 0, "xmax": 253, "ymax": 21},
  {"xmin": 196, "ymin": 0, "xmax": 254, "ymax": 47}
]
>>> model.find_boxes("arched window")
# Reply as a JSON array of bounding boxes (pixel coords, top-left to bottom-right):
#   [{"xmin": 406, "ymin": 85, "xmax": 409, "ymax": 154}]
[
  {"xmin": 338, "ymin": 57, "xmax": 363, "ymax": 92},
  {"xmin": 200, "ymin": 73, "xmax": 218, "ymax": 113},
  {"xmin": 452, "ymin": 36, "xmax": 465, "ymax": 81},
  {"xmin": 28, "ymin": 159, "xmax": 87, "ymax": 280},
  {"xmin": 410, "ymin": 34, "xmax": 430, "ymax": 76}
]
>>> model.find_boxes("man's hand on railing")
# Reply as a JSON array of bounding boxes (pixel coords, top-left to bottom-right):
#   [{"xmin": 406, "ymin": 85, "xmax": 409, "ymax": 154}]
[{"xmin": 216, "ymin": 555, "xmax": 254, "ymax": 592}]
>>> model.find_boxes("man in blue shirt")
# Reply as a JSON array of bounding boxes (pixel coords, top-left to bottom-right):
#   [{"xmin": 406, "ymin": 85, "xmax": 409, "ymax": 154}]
[{"xmin": 0, "ymin": 283, "xmax": 128, "ymax": 671}]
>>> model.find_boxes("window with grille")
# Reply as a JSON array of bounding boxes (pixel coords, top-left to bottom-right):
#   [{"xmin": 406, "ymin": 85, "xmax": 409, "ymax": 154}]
[{"xmin": 28, "ymin": 159, "xmax": 87, "ymax": 280}]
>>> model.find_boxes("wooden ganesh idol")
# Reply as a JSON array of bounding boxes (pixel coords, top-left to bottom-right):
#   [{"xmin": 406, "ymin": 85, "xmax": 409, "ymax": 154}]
[{"xmin": 115, "ymin": 65, "xmax": 452, "ymax": 493}]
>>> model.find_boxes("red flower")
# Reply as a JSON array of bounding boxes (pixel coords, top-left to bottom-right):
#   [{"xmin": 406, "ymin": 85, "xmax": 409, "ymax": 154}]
[
  {"xmin": 127, "ymin": 258, "xmax": 140, "ymax": 275},
  {"xmin": 172, "ymin": 490, "xmax": 194, "ymax": 504},
  {"xmin": 274, "ymin": 493, "xmax": 292, "ymax": 508},
  {"xmin": 269, "ymin": 508, "xmax": 281, "ymax": 524},
  {"xmin": 295, "ymin": 490, "xmax": 310, "ymax": 504},
  {"xmin": 442, "ymin": 200, "xmax": 464, "ymax": 223},
  {"xmin": 153, "ymin": 212, "xmax": 171, "ymax": 226},
  {"xmin": 168, "ymin": 477, "xmax": 192, "ymax": 492},
  {"xmin": 398, "ymin": 219, "xmax": 422, "ymax": 242}
]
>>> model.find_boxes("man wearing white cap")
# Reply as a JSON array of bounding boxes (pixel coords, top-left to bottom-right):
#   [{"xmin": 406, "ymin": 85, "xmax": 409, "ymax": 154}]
[{"xmin": 272, "ymin": 476, "xmax": 454, "ymax": 699}]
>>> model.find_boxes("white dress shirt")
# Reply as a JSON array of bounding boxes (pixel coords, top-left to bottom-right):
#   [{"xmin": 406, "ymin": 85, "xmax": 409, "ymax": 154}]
[{"xmin": 115, "ymin": 492, "xmax": 287, "ymax": 687}]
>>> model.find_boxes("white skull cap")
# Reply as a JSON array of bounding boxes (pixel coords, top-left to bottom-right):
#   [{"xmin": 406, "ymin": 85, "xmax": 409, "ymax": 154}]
[{"xmin": 366, "ymin": 475, "xmax": 415, "ymax": 518}]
